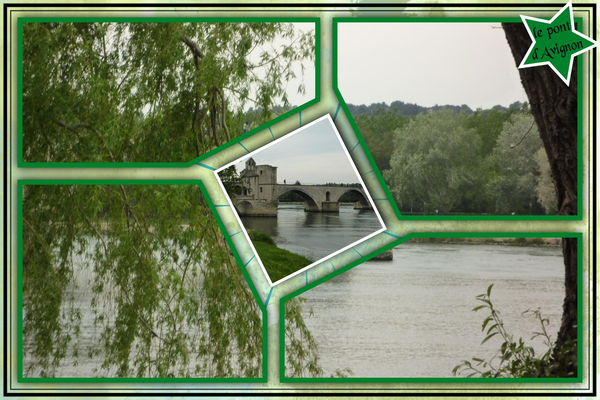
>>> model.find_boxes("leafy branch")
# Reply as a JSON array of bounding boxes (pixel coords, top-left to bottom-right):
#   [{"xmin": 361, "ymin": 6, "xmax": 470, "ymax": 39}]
[{"xmin": 453, "ymin": 284, "xmax": 571, "ymax": 378}]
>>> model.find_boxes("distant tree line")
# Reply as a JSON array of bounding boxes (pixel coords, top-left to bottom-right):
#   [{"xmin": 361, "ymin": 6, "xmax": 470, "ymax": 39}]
[
  {"xmin": 351, "ymin": 101, "xmax": 557, "ymax": 215},
  {"xmin": 346, "ymin": 100, "xmax": 525, "ymax": 118}
]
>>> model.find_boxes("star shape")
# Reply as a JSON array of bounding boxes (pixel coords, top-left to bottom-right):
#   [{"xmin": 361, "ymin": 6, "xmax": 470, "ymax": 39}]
[{"xmin": 519, "ymin": 2, "xmax": 598, "ymax": 85}]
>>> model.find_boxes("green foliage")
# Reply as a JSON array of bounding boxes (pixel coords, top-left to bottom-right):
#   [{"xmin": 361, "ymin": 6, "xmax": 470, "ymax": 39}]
[
  {"xmin": 350, "ymin": 100, "xmax": 553, "ymax": 215},
  {"xmin": 248, "ymin": 230, "xmax": 275, "ymax": 246},
  {"xmin": 347, "ymin": 100, "xmax": 473, "ymax": 118},
  {"xmin": 463, "ymin": 102, "xmax": 529, "ymax": 157},
  {"xmin": 338, "ymin": 190, "xmax": 362, "ymax": 203},
  {"xmin": 331, "ymin": 367, "xmax": 354, "ymax": 378},
  {"xmin": 509, "ymin": 237, "xmax": 545, "ymax": 246},
  {"xmin": 285, "ymin": 297, "xmax": 323, "ymax": 378},
  {"xmin": 534, "ymin": 148, "xmax": 558, "ymax": 214},
  {"xmin": 453, "ymin": 285, "xmax": 576, "ymax": 378},
  {"xmin": 278, "ymin": 191, "xmax": 306, "ymax": 202},
  {"xmin": 464, "ymin": 108, "xmax": 519, "ymax": 157},
  {"xmin": 22, "ymin": 185, "xmax": 264, "ymax": 378},
  {"xmin": 252, "ymin": 241, "xmax": 312, "ymax": 283},
  {"xmin": 22, "ymin": 22, "xmax": 314, "ymax": 163},
  {"xmin": 384, "ymin": 109, "xmax": 485, "ymax": 214},
  {"xmin": 219, "ymin": 166, "xmax": 243, "ymax": 196},
  {"xmin": 355, "ymin": 108, "xmax": 408, "ymax": 171},
  {"xmin": 487, "ymin": 113, "xmax": 548, "ymax": 215}
]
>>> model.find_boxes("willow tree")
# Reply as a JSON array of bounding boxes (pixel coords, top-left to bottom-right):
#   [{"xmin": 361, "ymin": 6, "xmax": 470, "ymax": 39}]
[
  {"xmin": 503, "ymin": 23, "xmax": 578, "ymax": 376},
  {"xmin": 22, "ymin": 185, "xmax": 263, "ymax": 377},
  {"xmin": 20, "ymin": 21, "xmax": 318, "ymax": 378},
  {"xmin": 22, "ymin": 22, "xmax": 314, "ymax": 163}
]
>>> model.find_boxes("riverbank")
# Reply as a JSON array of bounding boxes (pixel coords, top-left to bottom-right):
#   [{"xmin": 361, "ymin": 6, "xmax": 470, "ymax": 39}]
[
  {"xmin": 406, "ymin": 237, "xmax": 561, "ymax": 247},
  {"xmin": 249, "ymin": 231, "xmax": 313, "ymax": 282}
]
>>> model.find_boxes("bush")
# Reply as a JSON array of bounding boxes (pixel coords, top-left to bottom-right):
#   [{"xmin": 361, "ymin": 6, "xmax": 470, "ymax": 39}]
[
  {"xmin": 453, "ymin": 285, "xmax": 576, "ymax": 378},
  {"xmin": 249, "ymin": 230, "xmax": 275, "ymax": 245}
]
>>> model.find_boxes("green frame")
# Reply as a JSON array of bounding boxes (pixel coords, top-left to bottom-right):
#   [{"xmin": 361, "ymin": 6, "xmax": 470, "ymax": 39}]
[
  {"xmin": 17, "ymin": 17, "xmax": 321, "ymax": 167},
  {"xmin": 17, "ymin": 179, "xmax": 268, "ymax": 383},
  {"xmin": 280, "ymin": 232, "xmax": 583, "ymax": 383},
  {"xmin": 332, "ymin": 17, "xmax": 584, "ymax": 221},
  {"xmin": 9, "ymin": 5, "xmax": 593, "ymax": 393}
]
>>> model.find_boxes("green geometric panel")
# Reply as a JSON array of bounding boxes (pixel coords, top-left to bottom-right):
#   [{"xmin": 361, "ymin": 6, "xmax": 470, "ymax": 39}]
[
  {"xmin": 19, "ymin": 19, "xmax": 318, "ymax": 167},
  {"xmin": 18, "ymin": 181, "xmax": 266, "ymax": 381}
]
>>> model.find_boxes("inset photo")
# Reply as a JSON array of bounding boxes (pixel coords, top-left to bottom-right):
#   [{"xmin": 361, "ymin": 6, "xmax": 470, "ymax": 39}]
[{"xmin": 216, "ymin": 115, "xmax": 386, "ymax": 285}]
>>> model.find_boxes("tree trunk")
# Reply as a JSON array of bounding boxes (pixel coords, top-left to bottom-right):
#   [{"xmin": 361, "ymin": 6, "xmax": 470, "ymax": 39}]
[{"xmin": 503, "ymin": 23, "xmax": 578, "ymax": 376}]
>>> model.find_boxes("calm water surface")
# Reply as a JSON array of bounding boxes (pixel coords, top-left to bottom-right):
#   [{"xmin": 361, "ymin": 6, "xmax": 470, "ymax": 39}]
[
  {"xmin": 295, "ymin": 243, "xmax": 564, "ymax": 378},
  {"xmin": 23, "ymin": 241, "xmax": 250, "ymax": 378},
  {"xmin": 241, "ymin": 204, "xmax": 382, "ymax": 262}
]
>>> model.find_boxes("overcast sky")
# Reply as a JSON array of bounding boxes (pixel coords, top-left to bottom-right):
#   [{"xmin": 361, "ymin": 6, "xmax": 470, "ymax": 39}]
[
  {"xmin": 234, "ymin": 119, "xmax": 360, "ymax": 185},
  {"xmin": 338, "ymin": 23, "xmax": 528, "ymax": 110}
]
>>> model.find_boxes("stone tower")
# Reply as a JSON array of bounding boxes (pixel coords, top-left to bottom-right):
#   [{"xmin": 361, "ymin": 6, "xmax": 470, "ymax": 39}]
[{"xmin": 240, "ymin": 158, "xmax": 277, "ymax": 200}]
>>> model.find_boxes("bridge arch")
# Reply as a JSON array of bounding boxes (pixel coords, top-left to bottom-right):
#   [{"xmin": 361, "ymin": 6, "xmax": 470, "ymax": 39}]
[
  {"xmin": 277, "ymin": 189, "xmax": 320, "ymax": 211},
  {"xmin": 334, "ymin": 188, "xmax": 370, "ymax": 207},
  {"xmin": 234, "ymin": 200, "xmax": 254, "ymax": 215}
]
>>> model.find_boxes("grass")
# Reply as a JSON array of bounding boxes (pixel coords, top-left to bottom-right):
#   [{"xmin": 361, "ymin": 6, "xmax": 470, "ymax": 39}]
[
  {"xmin": 249, "ymin": 230, "xmax": 275, "ymax": 246},
  {"xmin": 249, "ymin": 231, "xmax": 312, "ymax": 282}
]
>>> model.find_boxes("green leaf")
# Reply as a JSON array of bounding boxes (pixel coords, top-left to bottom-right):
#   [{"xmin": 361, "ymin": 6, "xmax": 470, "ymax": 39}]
[
  {"xmin": 487, "ymin": 284, "xmax": 493, "ymax": 297},
  {"xmin": 487, "ymin": 324, "xmax": 498, "ymax": 334},
  {"xmin": 482, "ymin": 316, "xmax": 493, "ymax": 332},
  {"xmin": 481, "ymin": 331, "xmax": 500, "ymax": 345}
]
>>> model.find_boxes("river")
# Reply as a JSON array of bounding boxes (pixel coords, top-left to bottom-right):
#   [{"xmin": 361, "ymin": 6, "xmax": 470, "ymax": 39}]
[
  {"xmin": 23, "ymin": 205, "xmax": 565, "ymax": 379},
  {"xmin": 295, "ymin": 242, "xmax": 565, "ymax": 378},
  {"xmin": 240, "ymin": 203, "xmax": 382, "ymax": 262}
]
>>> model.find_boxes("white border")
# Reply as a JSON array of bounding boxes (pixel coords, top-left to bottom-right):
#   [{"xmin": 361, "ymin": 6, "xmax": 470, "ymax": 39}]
[{"xmin": 214, "ymin": 114, "xmax": 387, "ymax": 287}]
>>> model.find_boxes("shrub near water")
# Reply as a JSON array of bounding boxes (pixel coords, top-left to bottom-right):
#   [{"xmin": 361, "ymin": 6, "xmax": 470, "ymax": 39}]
[
  {"xmin": 249, "ymin": 230, "xmax": 276, "ymax": 246},
  {"xmin": 453, "ymin": 285, "xmax": 576, "ymax": 378},
  {"xmin": 248, "ymin": 231, "xmax": 312, "ymax": 282}
]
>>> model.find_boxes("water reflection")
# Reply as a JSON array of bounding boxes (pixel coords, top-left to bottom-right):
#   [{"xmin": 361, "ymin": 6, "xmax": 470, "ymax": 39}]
[{"xmin": 240, "ymin": 204, "xmax": 381, "ymax": 261}]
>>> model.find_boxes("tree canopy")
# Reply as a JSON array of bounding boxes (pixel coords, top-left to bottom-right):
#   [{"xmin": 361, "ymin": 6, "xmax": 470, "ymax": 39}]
[
  {"xmin": 22, "ymin": 22, "xmax": 314, "ymax": 163},
  {"xmin": 487, "ymin": 113, "xmax": 547, "ymax": 215},
  {"xmin": 354, "ymin": 108, "xmax": 408, "ymax": 171},
  {"xmin": 353, "ymin": 102, "xmax": 556, "ymax": 215},
  {"xmin": 384, "ymin": 110, "xmax": 484, "ymax": 214}
]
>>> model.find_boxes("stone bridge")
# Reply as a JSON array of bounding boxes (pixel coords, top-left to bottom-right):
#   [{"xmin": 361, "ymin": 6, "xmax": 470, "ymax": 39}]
[{"xmin": 233, "ymin": 184, "xmax": 372, "ymax": 217}]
